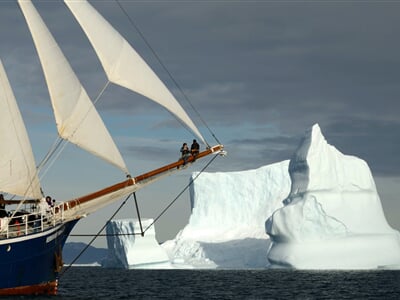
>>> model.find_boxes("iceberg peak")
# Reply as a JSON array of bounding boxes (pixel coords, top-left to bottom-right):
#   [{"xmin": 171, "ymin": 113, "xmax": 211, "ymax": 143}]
[
  {"xmin": 266, "ymin": 124, "xmax": 400, "ymax": 269},
  {"xmin": 288, "ymin": 123, "xmax": 376, "ymax": 203}
]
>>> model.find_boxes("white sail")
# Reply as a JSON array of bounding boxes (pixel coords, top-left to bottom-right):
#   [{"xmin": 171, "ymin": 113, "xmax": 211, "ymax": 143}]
[
  {"xmin": 18, "ymin": 0, "xmax": 129, "ymax": 174},
  {"xmin": 0, "ymin": 60, "xmax": 42, "ymax": 199},
  {"xmin": 64, "ymin": 0, "xmax": 206, "ymax": 145}
]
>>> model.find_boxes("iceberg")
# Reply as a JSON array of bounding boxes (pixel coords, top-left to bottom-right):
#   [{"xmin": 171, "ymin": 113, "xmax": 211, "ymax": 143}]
[
  {"xmin": 106, "ymin": 124, "xmax": 399, "ymax": 270},
  {"xmin": 266, "ymin": 124, "xmax": 400, "ymax": 269},
  {"xmin": 102, "ymin": 218, "xmax": 171, "ymax": 269},
  {"xmin": 162, "ymin": 161, "xmax": 291, "ymax": 268}
]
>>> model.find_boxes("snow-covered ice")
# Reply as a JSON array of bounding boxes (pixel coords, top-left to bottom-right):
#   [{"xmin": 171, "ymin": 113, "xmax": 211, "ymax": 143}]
[
  {"xmin": 162, "ymin": 161, "xmax": 291, "ymax": 268},
  {"xmin": 102, "ymin": 218, "xmax": 171, "ymax": 269},
  {"xmin": 266, "ymin": 124, "xmax": 400, "ymax": 269}
]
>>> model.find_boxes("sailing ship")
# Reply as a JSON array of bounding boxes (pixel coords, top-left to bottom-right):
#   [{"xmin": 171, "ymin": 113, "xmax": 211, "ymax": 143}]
[{"xmin": 0, "ymin": 0, "xmax": 224, "ymax": 295}]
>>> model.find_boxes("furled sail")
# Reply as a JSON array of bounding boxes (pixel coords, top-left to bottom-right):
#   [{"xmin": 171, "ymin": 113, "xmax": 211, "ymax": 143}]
[
  {"xmin": 0, "ymin": 60, "xmax": 42, "ymax": 199},
  {"xmin": 18, "ymin": 0, "xmax": 129, "ymax": 174},
  {"xmin": 64, "ymin": 0, "xmax": 206, "ymax": 145}
]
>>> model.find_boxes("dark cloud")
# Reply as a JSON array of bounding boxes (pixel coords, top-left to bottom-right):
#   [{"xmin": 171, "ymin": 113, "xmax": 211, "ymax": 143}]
[
  {"xmin": 1, "ymin": 1, "xmax": 399, "ymax": 177},
  {"xmin": 0, "ymin": 0, "xmax": 398, "ymax": 238},
  {"xmin": 324, "ymin": 118, "xmax": 400, "ymax": 177}
]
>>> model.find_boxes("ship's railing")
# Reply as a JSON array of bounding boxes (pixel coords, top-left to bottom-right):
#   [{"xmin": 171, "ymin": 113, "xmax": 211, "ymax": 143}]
[{"xmin": 0, "ymin": 202, "xmax": 66, "ymax": 239}]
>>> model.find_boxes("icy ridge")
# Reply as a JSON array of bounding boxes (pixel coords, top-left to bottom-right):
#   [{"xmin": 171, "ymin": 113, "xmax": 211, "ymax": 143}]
[{"xmin": 163, "ymin": 161, "xmax": 291, "ymax": 268}]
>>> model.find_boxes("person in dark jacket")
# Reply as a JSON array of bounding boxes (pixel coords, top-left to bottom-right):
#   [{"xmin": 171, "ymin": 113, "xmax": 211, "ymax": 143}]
[
  {"xmin": 180, "ymin": 143, "xmax": 190, "ymax": 165},
  {"xmin": 190, "ymin": 139, "xmax": 200, "ymax": 159}
]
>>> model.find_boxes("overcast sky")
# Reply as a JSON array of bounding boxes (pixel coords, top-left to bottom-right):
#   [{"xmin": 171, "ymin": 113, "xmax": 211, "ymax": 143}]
[{"xmin": 0, "ymin": 0, "xmax": 399, "ymax": 248}]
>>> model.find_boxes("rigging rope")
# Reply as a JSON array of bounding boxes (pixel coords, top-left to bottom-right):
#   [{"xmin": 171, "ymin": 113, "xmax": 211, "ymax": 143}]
[
  {"xmin": 6, "ymin": 136, "xmax": 65, "ymax": 223},
  {"xmin": 69, "ymin": 153, "xmax": 220, "ymax": 240},
  {"xmin": 115, "ymin": 0, "xmax": 221, "ymax": 147},
  {"xmin": 36, "ymin": 137, "xmax": 64, "ymax": 181},
  {"xmin": 142, "ymin": 153, "xmax": 219, "ymax": 235},
  {"xmin": 8, "ymin": 81, "xmax": 116, "ymax": 224},
  {"xmin": 37, "ymin": 80, "xmax": 111, "ymax": 181},
  {"xmin": 133, "ymin": 192, "xmax": 144, "ymax": 236},
  {"xmin": 59, "ymin": 192, "xmax": 133, "ymax": 277}
]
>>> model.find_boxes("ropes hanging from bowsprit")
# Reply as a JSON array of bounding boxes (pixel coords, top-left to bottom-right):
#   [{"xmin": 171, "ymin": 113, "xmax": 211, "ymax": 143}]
[
  {"xmin": 62, "ymin": 152, "xmax": 221, "ymax": 277},
  {"xmin": 68, "ymin": 152, "xmax": 219, "ymax": 240}
]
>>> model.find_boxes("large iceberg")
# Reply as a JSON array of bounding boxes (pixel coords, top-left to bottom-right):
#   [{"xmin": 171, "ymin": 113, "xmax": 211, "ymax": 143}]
[
  {"xmin": 102, "ymin": 218, "xmax": 171, "ymax": 269},
  {"xmin": 266, "ymin": 124, "xmax": 400, "ymax": 269},
  {"xmin": 105, "ymin": 124, "xmax": 400, "ymax": 270},
  {"xmin": 162, "ymin": 161, "xmax": 291, "ymax": 268}
]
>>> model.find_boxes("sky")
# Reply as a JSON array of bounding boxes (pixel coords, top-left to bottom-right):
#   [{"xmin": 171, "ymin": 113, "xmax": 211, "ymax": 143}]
[{"xmin": 0, "ymin": 0, "xmax": 399, "ymax": 248}]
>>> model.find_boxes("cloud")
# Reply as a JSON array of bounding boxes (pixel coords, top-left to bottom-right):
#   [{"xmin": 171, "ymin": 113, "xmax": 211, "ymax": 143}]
[
  {"xmin": 2, "ymin": 1, "xmax": 400, "ymax": 238},
  {"xmin": 324, "ymin": 118, "xmax": 400, "ymax": 177}
]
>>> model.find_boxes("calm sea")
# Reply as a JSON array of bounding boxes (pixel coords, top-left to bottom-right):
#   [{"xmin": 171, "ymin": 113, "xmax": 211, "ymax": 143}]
[{"xmin": 11, "ymin": 267, "xmax": 400, "ymax": 299}]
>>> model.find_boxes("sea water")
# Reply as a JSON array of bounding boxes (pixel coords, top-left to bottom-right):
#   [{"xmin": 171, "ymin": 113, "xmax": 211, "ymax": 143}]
[
  {"xmin": 4, "ymin": 268, "xmax": 399, "ymax": 299},
  {"xmin": 55, "ymin": 268, "xmax": 399, "ymax": 299}
]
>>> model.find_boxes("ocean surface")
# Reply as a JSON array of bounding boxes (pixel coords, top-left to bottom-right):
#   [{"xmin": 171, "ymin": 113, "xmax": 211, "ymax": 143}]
[{"xmin": 34, "ymin": 267, "xmax": 400, "ymax": 299}]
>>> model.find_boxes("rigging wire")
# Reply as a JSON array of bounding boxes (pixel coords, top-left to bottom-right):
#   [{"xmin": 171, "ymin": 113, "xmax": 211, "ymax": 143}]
[
  {"xmin": 38, "ymin": 138, "xmax": 69, "ymax": 182},
  {"xmin": 142, "ymin": 152, "xmax": 219, "ymax": 235},
  {"xmin": 34, "ymin": 80, "xmax": 125, "ymax": 192},
  {"xmin": 6, "ymin": 136, "xmax": 64, "ymax": 223},
  {"xmin": 115, "ymin": 0, "xmax": 221, "ymax": 147},
  {"xmin": 59, "ymin": 192, "xmax": 133, "ymax": 277},
  {"xmin": 10, "ymin": 79, "xmax": 114, "ymax": 217},
  {"xmin": 69, "ymin": 153, "xmax": 220, "ymax": 240},
  {"xmin": 36, "ymin": 137, "xmax": 64, "ymax": 176},
  {"xmin": 133, "ymin": 192, "xmax": 144, "ymax": 236}
]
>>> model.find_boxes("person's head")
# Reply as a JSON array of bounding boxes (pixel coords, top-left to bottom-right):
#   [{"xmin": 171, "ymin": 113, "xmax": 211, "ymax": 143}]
[
  {"xmin": 193, "ymin": 139, "xmax": 197, "ymax": 143},
  {"xmin": 183, "ymin": 143, "xmax": 187, "ymax": 147}
]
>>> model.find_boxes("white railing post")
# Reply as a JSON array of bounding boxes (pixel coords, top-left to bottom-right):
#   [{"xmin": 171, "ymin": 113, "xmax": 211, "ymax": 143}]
[{"xmin": 25, "ymin": 216, "xmax": 28, "ymax": 235}]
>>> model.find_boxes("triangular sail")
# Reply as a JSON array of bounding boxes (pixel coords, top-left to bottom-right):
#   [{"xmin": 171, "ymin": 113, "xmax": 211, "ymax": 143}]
[
  {"xmin": 64, "ymin": 0, "xmax": 206, "ymax": 145},
  {"xmin": 18, "ymin": 0, "xmax": 129, "ymax": 174},
  {"xmin": 0, "ymin": 60, "xmax": 42, "ymax": 199}
]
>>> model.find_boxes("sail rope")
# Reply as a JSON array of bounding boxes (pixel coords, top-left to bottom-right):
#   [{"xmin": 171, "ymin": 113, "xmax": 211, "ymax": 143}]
[
  {"xmin": 115, "ymin": 0, "xmax": 221, "ymax": 147},
  {"xmin": 141, "ymin": 152, "xmax": 219, "ymax": 235},
  {"xmin": 38, "ymin": 138, "xmax": 68, "ymax": 182},
  {"xmin": 36, "ymin": 137, "xmax": 63, "ymax": 179},
  {"xmin": 36, "ymin": 81, "xmax": 113, "ymax": 180},
  {"xmin": 65, "ymin": 153, "xmax": 219, "ymax": 270},
  {"xmin": 6, "ymin": 136, "xmax": 66, "ymax": 223},
  {"xmin": 9, "ymin": 80, "xmax": 120, "ymax": 232},
  {"xmin": 59, "ymin": 192, "xmax": 134, "ymax": 277},
  {"xmin": 133, "ymin": 192, "xmax": 144, "ymax": 236}
]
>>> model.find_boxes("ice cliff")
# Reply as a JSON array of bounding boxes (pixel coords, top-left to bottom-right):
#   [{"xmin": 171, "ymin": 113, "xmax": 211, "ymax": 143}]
[
  {"xmin": 162, "ymin": 161, "xmax": 291, "ymax": 268},
  {"xmin": 102, "ymin": 218, "xmax": 171, "ymax": 269},
  {"xmin": 266, "ymin": 124, "xmax": 400, "ymax": 269}
]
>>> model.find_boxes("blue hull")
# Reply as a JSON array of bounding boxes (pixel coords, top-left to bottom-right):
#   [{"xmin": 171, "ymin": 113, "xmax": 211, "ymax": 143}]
[{"xmin": 0, "ymin": 219, "xmax": 79, "ymax": 294}]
